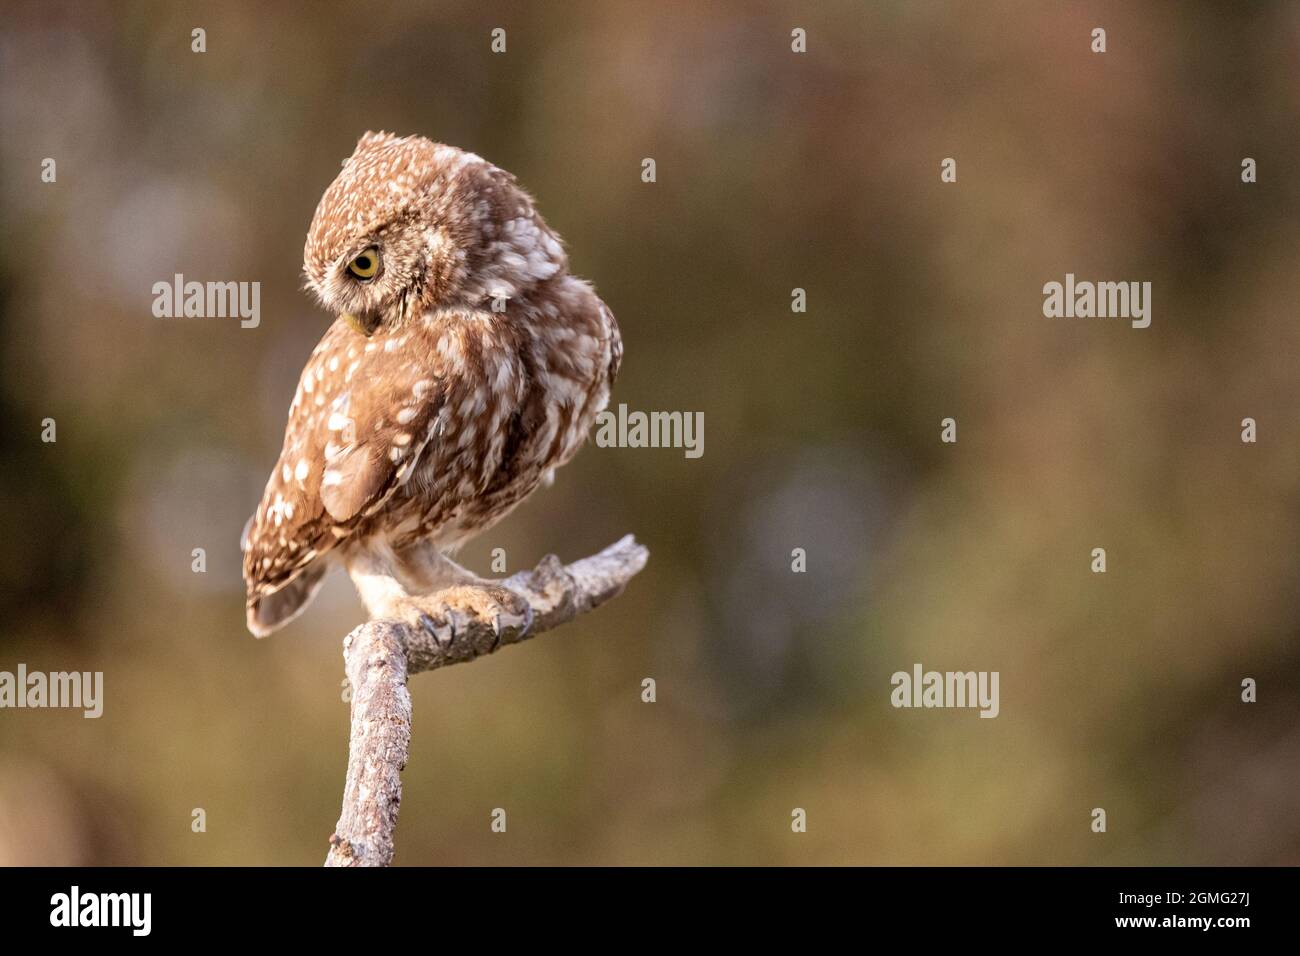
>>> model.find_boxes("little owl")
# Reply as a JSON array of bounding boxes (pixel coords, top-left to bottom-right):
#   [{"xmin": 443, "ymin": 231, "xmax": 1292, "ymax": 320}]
[{"xmin": 242, "ymin": 132, "xmax": 621, "ymax": 638}]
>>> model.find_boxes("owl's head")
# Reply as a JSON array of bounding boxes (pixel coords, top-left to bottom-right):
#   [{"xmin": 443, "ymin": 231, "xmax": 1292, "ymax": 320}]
[{"xmin": 303, "ymin": 132, "xmax": 567, "ymax": 334}]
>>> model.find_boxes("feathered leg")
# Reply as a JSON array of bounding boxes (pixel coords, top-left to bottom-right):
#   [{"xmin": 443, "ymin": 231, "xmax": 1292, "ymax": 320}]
[{"xmin": 345, "ymin": 540, "xmax": 532, "ymax": 647}]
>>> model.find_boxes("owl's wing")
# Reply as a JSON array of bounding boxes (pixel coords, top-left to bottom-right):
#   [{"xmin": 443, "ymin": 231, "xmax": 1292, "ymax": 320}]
[{"xmin": 242, "ymin": 319, "xmax": 448, "ymax": 618}]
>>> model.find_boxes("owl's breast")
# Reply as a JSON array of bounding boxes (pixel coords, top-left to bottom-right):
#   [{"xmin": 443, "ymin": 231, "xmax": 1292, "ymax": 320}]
[{"xmin": 394, "ymin": 278, "xmax": 617, "ymax": 550}]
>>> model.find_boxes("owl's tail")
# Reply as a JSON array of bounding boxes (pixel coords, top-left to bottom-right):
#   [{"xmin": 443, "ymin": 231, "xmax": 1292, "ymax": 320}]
[{"xmin": 246, "ymin": 560, "xmax": 329, "ymax": 638}]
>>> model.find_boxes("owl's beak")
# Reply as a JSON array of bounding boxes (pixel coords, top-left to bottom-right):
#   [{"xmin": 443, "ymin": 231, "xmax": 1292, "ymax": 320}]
[{"xmin": 341, "ymin": 312, "xmax": 378, "ymax": 336}]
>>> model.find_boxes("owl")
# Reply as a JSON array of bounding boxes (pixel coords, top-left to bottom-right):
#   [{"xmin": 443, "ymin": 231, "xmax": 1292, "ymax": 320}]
[{"xmin": 242, "ymin": 132, "xmax": 621, "ymax": 637}]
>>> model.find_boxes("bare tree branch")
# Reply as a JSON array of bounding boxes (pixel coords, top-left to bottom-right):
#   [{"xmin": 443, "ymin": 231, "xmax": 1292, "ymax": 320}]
[
  {"xmin": 325, "ymin": 534, "xmax": 648, "ymax": 867},
  {"xmin": 325, "ymin": 620, "xmax": 410, "ymax": 868}
]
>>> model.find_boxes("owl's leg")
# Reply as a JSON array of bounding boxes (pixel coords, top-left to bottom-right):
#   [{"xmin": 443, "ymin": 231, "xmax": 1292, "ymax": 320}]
[
  {"xmin": 346, "ymin": 542, "xmax": 532, "ymax": 648},
  {"xmin": 390, "ymin": 541, "xmax": 494, "ymax": 592},
  {"xmin": 394, "ymin": 540, "xmax": 535, "ymax": 642}
]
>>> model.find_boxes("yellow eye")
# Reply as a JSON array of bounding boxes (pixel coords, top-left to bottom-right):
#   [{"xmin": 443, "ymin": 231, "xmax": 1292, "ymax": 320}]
[{"xmin": 348, "ymin": 248, "xmax": 380, "ymax": 280}]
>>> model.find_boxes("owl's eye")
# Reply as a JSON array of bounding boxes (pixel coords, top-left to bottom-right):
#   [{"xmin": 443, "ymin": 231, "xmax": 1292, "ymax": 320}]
[{"xmin": 347, "ymin": 248, "xmax": 380, "ymax": 280}]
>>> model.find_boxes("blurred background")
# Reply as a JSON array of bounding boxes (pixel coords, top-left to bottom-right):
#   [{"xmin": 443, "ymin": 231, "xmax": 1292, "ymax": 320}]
[{"xmin": 1, "ymin": 0, "xmax": 1298, "ymax": 865}]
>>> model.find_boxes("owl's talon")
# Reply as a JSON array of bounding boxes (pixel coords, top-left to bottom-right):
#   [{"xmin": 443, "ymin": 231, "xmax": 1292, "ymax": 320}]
[
  {"xmin": 484, "ymin": 591, "xmax": 531, "ymax": 652},
  {"xmin": 417, "ymin": 611, "xmax": 455, "ymax": 650},
  {"xmin": 443, "ymin": 605, "xmax": 457, "ymax": 647}
]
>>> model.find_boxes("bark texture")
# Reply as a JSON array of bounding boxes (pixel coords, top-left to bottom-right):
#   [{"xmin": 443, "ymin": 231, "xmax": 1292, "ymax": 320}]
[{"xmin": 325, "ymin": 535, "xmax": 648, "ymax": 866}]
